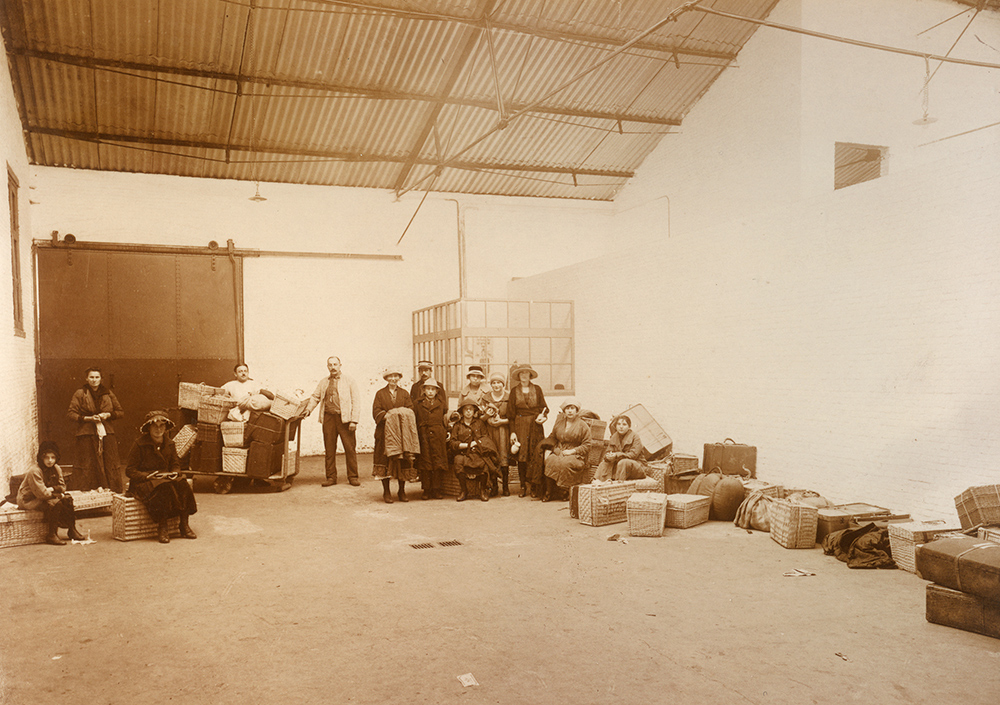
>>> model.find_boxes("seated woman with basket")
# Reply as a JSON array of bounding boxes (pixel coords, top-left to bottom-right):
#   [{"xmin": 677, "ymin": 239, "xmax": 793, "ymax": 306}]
[
  {"xmin": 593, "ymin": 414, "xmax": 647, "ymax": 482},
  {"xmin": 449, "ymin": 400, "xmax": 499, "ymax": 502},
  {"xmin": 125, "ymin": 410, "xmax": 198, "ymax": 544},
  {"xmin": 17, "ymin": 442, "xmax": 86, "ymax": 545},
  {"xmin": 541, "ymin": 398, "xmax": 592, "ymax": 502}
]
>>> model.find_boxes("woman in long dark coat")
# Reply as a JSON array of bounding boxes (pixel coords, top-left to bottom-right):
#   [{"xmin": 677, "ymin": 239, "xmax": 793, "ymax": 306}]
[
  {"xmin": 126, "ymin": 410, "xmax": 198, "ymax": 544},
  {"xmin": 372, "ymin": 367, "xmax": 418, "ymax": 503},
  {"xmin": 414, "ymin": 380, "xmax": 448, "ymax": 500},
  {"xmin": 505, "ymin": 363, "xmax": 548, "ymax": 499},
  {"xmin": 67, "ymin": 367, "xmax": 125, "ymax": 492},
  {"xmin": 482, "ymin": 373, "xmax": 510, "ymax": 496}
]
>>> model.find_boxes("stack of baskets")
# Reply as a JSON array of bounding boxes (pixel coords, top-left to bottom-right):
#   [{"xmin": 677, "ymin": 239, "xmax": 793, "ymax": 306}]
[
  {"xmin": 578, "ymin": 480, "xmax": 638, "ymax": 527},
  {"xmin": 269, "ymin": 391, "xmax": 309, "ymax": 420}
]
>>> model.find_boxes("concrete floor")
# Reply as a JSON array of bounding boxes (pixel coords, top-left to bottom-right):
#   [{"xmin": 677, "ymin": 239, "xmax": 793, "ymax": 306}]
[{"xmin": 1, "ymin": 454, "xmax": 998, "ymax": 705}]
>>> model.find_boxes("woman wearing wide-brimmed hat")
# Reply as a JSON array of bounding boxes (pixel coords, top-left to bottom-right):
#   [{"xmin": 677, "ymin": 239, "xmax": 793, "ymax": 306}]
[
  {"xmin": 505, "ymin": 363, "xmax": 548, "ymax": 498},
  {"xmin": 125, "ymin": 410, "xmax": 198, "ymax": 544},
  {"xmin": 372, "ymin": 366, "xmax": 419, "ymax": 503}
]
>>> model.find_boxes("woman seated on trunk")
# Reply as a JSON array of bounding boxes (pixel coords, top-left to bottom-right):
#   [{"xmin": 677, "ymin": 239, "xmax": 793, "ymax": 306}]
[
  {"xmin": 593, "ymin": 414, "xmax": 647, "ymax": 482},
  {"xmin": 125, "ymin": 410, "xmax": 198, "ymax": 544},
  {"xmin": 17, "ymin": 442, "xmax": 85, "ymax": 546},
  {"xmin": 448, "ymin": 401, "xmax": 498, "ymax": 502}
]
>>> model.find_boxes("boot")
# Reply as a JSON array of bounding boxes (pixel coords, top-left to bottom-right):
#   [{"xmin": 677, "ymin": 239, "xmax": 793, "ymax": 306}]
[
  {"xmin": 157, "ymin": 520, "xmax": 171, "ymax": 544},
  {"xmin": 542, "ymin": 477, "xmax": 556, "ymax": 502},
  {"xmin": 490, "ymin": 475, "xmax": 499, "ymax": 497},
  {"xmin": 479, "ymin": 477, "xmax": 489, "ymax": 502},
  {"xmin": 531, "ymin": 482, "xmax": 543, "ymax": 500},
  {"xmin": 382, "ymin": 479, "xmax": 394, "ymax": 504},
  {"xmin": 397, "ymin": 481, "xmax": 408, "ymax": 503},
  {"xmin": 501, "ymin": 468, "xmax": 510, "ymax": 497},
  {"xmin": 45, "ymin": 521, "xmax": 66, "ymax": 546},
  {"xmin": 179, "ymin": 514, "xmax": 197, "ymax": 539},
  {"xmin": 518, "ymin": 470, "xmax": 528, "ymax": 497},
  {"xmin": 456, "ymin": 476, "xmax": 469, "ymax": 502},
  {"xmin": 67, "ymin": 523, "xmax": 86, "ymax": 542}
]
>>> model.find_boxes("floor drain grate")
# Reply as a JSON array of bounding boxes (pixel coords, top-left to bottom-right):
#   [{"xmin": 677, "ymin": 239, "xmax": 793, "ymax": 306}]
[
  {"xmin": 410, "ymin": 543, "xmax": 435, "ymax": 550},
  {"xmin": 438, "ymin": 540, "xmax": 463, "ymax": 547}
]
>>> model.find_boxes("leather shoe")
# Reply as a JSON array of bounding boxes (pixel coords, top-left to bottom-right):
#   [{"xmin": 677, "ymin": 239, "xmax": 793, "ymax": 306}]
[
  {"xmin": 45, "ymin": 533, "xmax": 66, "ymax": 546},
  {"xmin": 322, "ymin": 478, "xmax": 337, "ymax": 487},
  {"xmin": 179, "ymin": 525, "xmax": 198, "ymax": 540},
  {"xmin": 157, "ymin": 525, "xmax": 170, "ymax": 544},
  {"xmin": 348, "ymin": 478, "xmax": 361, "ymax": 486}
]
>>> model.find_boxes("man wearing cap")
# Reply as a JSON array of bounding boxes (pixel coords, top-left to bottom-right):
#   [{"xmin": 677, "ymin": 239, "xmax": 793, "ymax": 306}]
[
  {"xmin": 304, "ymin": 356, "xmax": 362, "ymax": 487},
  {"xmin": 410, "ymin": 360, "xmax": 447, "ymax": 407}
]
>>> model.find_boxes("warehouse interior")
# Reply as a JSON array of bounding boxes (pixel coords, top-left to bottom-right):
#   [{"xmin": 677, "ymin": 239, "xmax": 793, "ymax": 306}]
[{"xmin": 2, "ymin": 1, "xmax": 1000, "ymax": 703}]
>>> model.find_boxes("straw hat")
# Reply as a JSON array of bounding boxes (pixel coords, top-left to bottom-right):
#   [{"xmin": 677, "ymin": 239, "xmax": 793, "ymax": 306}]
[
  {"xmin": 140, "ymin": 410, "xmax": 175, "ymax": 434},
  {"xmin": 381, "ymin": 366, "xmax": 403, "ymax": 381},
  {"xmin": 511, "ymin": 363, "xmax": 538, "ymax": 380}
]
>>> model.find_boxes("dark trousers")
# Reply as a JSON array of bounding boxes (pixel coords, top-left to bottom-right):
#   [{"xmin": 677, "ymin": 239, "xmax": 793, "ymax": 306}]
[{"xmin": 322, "ymin": 413, "xmax": 358, "ymax": 481}]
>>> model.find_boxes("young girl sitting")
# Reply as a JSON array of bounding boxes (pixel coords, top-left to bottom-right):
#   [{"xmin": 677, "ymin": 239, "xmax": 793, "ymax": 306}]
[{"xmin": 18, "ymin": 442, "xmax": 85, "ymax": 545}]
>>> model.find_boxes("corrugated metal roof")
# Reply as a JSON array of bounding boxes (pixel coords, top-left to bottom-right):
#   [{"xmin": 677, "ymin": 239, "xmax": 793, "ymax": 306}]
[{"xmin": 0, "ymin": 0, "xmax": 784, "ymax": 201}]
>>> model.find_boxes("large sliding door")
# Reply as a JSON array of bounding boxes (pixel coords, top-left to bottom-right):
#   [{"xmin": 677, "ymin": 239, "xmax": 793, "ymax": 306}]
[{"xmin": 36, "ymin": 246, "xmax": 242, "ymax": 471}]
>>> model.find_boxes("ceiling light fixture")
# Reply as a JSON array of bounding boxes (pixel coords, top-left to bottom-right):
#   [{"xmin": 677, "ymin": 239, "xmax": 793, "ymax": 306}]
[{"xmin": 914, "ymin": 55, "xmax": 938, "ymax": 125}]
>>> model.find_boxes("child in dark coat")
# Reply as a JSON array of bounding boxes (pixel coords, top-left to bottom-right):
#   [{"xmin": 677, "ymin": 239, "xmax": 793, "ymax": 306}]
[{"xmin": 414, "ymin": 380, "xmax": 449, "ymax": 499}]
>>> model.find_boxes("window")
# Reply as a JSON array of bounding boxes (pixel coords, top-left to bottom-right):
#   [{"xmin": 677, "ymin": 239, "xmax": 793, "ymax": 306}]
[
  {"xmin": 835, "ymin": 142, "xmax": 887, "ymax": 190},
  {"xmin": 8, "ymin": 167, "xmax": 23, "ymax": 336}
]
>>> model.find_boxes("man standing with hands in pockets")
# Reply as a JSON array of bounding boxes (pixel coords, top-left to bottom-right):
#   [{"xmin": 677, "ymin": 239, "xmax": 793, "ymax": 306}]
[{"xmin": 304, "ymin": 357, "xmax": 361, "ymax": 487}]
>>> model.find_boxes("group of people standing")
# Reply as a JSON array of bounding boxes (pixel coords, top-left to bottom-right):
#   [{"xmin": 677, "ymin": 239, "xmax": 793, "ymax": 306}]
[{"xmin": 361, "ymin": 360, "xmax": 649, "ymax": 505}]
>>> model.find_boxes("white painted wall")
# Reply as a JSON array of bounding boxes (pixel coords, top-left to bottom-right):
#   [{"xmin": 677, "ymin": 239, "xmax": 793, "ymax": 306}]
[
  {"xmin": 510, "ymin": 0, "xmax": 1000, "ymax": 520},
  {"xmin": 25, "ymin": 169, "xmax": 613, "ymax": 455},
  {"xmin": 0, "ymin": 50, "xmax": 37, "ymax": 489}
]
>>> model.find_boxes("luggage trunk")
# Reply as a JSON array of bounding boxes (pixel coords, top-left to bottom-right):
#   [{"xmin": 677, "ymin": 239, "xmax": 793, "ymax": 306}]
[
  {"xmin": 703, "ymin": 439, "xmax": 756, "ymax": 478},
  {"xmin": 618, "ymin": 404, "xmax": 672, "ymax": 460},
  {"xmin": 246, "ymin": 440, "xmax": 284, "ymax": 479},
  {"xmin": 915, "ymin": 537, "xmax": 1000, "ymax": 603},
  {"xmin": 926, "ymin": 583, "xmax": 1000, "ymax": 640}
]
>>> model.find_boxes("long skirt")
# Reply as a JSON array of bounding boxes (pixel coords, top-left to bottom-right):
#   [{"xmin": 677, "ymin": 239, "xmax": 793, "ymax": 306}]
[
  {"xmin": 544, "ymin": 452, "xmax": 590, "ymax": 489},
  {"xmin": 511, "ymin": 415, "xmax": 545, "ymax": 485},
  {"xmin": 482, "ymin": 421, "xmax": 509, "ymax": 469},
  {"xmin": 137, "ymin": 480, "xmax": 197, "ymax": 524},
  {"xmin": 74, "ymin": 434, "xmax": 125, "ymax": 493}
]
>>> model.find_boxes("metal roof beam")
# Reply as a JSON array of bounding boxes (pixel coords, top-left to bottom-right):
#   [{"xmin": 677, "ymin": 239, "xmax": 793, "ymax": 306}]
[
  {"xmin": 8, "ymin": 48, "xmax": 681, "ymax": 127},
  {"xmin": 26, "ymin": 126, "xmax": 635, "ymax": 179},
  {"xmin": 305, "ymin": 0, "xmax": 738, "ymax": 62}
]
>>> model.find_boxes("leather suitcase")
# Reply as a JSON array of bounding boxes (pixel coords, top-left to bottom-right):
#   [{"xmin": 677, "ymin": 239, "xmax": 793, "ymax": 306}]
[
  {"xmin": 926, "ymin": 584, "xmax": 1000, "ymax": 640},
  {"xmin": 247, "ymin": 411, "xmax": 294, "ymax": 444},
  {"xmin": 189, "ymin": 442, "xmax": 222, "ymax": 474},
  {"xmin": 247, "ymin": 440, "xmax": 284, "ymax": 479},
  {"xmin": 703, "ymin": 438, "xmax": 756, "ymax": 478},
  {"xmin": 915, "ymin": 537, "xmax": 1000, "ymax": 603}
]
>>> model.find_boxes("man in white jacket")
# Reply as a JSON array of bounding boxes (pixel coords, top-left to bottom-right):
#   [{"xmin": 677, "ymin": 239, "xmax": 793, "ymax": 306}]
[{"xmin": 304, "ymin": 356, "xmax": 362, "ymax": 487}]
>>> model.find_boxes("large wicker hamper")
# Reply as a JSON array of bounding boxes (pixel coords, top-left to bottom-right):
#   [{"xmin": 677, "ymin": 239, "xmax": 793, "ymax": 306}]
[{"xmin": 112, "ymin": 494, "xmax": 180, "ymax": 541}]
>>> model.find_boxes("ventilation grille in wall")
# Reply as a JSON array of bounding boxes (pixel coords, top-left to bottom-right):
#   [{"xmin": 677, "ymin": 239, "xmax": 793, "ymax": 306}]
[{"xmin": 835, "ymin": 142, "xmax": 887, "ymax": 191}]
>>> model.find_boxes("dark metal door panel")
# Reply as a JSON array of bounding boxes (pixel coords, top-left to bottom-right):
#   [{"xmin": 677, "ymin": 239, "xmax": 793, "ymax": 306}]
[
  {"xmin": 37, "ymin": 249, "xmax": 110, "ymax": 358},
  {"xmin": 36, "ymin": 248, "xmax": 240, "ymax": 468}
]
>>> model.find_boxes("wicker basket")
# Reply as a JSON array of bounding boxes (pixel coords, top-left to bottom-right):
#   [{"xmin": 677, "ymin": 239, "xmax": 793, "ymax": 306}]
[
  {"xmin": 198, "ymin": 396, "xmax": 238, "ymax": 425},
  {"xmin": 220, "ymin": 421, "xmax": 247, "ymax": 448},
  {"xmin": 672, "ymin": 454, "xmax": 699, "ymax": 473},
  {"xmin": 742, "ymin": 479, "xmax": 782, "ymax": 498},
  {"xmin": 578, "ymin": 481, "xmax": 638, "ymax": 527},
  {"xmin": 0, "ymin": 509, "xmax": 47, "ymax": 548},
  {"xmin": 112, "ymin": 495, "xmax": 180, "ymax": 541},
  {"xmin": 627, "ymin": 492, "xmax": 668, "ymax": 537},
  {"xmin": 888, "ymin": 519, "xmax": 963, "ymax": 573},
  {"xmin": 196, "ymin": 422, "xmax": 221, "ymax": 443},
  {"xmin": 222, "ymin": 447, "xmax": 248, "ymax": 474},
  {"xmin": 955, "ymin": 485, "xmax": 1000, "ymax": 530},
  {"xmin": 665, "ymin": 494, "xmax": 710, "ymax": 529},
  {"xmin": 270, "ymin": 392, "xmax": 309, "ymax": 420},
  {"xmin": 66, "ymin": 489, "xmax": 113, "ymax": 512},
  {"xmin": 634, "ymin": 477, "xmax": 661, "ymax": 493},
  {"xmin": 584, "ymin": 418, "xmax": 608, "ymax": 468},
  {"xmin": 978, "ymin": 526, "xmax": 1000, "ymax": 544},
  {"xmin": 769, "ymin": 499, "xmax": 819, "ymax": 549},
  {"xmin": 172, "ymin": 424, "xmax": 197, "ymax": 458},
  {"xmin": 178, "ymin": 382, "xmax": 226, "ymax": 411},
  {"xmin": 645, "ymin": 460, "xmax": 670, "ymax": 483}
]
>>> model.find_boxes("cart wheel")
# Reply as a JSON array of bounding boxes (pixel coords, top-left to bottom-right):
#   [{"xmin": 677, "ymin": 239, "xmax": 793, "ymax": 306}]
[
  {"xmin": 274, "ymin": 481, "xmax": 293, "ymax": 493},
  {"xmin": 213, "ymin": 476, "xmax": 235, "ymax": 494}
]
